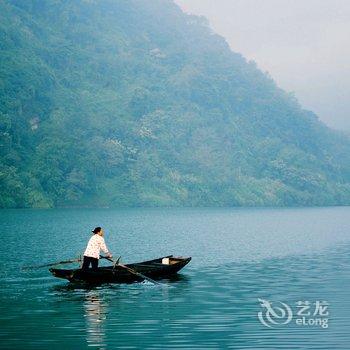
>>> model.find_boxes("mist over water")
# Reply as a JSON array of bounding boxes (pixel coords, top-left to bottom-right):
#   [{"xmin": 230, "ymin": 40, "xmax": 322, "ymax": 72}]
[{"xmin": 1, "ymin": 207, "xmax": 350, "ymax": 349}]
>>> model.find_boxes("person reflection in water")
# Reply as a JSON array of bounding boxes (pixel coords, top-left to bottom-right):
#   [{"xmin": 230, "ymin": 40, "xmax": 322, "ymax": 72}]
[
  {"xmin": 82, "ymin": 227, "xmax": 113, "ymax": 270},
  {"xmin": 84, "ymin": 292, "xmax": 107, "ymax": 349}
]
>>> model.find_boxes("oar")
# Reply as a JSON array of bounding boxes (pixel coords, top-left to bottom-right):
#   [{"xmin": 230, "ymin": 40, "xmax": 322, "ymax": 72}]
[
  {"xmin": 101, "ymin": 256, "xmax": 160, "ymax": 285},
  {"xmin": 22, "ymin": 258, "xmax": 82, "ymax": 270}
]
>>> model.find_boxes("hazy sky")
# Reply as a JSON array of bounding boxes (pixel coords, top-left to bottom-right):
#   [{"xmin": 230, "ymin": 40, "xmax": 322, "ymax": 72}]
[{"xmin": 175, "ymin": 0, "xmax": 350, "ymax": 132}]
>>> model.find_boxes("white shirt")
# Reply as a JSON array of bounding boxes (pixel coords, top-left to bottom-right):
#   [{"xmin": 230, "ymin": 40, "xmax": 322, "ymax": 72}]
[{"xmin": 84, "ymin": 234, "xmax": 110, "ymax": 259}]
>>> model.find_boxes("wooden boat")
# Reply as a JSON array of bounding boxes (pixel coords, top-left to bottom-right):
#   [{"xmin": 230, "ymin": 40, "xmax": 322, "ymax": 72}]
[{"xmin": 50, "ymin": 255, "xmax": 191, "ymax": 284}]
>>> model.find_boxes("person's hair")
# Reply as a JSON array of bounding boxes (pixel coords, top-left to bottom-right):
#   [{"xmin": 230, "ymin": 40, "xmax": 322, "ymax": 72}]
[{"xmin": 92, "ymin": 227, "xmax": 102, "ymax": 234}]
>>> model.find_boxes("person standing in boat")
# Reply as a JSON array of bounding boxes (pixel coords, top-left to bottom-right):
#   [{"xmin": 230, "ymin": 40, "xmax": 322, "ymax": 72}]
[{"xmin": 82, "ymin": 227, "xmax": 113, "ymax": 270}]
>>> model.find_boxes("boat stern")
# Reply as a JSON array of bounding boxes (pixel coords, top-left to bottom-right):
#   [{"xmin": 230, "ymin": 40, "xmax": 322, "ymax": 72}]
[{"xmin": 49, "ymin": 268, "xmax": 76, "ymax": 281}]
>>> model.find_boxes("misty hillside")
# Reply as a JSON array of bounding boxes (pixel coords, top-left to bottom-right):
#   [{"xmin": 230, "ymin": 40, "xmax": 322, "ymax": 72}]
[{"xmin": 1, "ymin": 0, "xmax": 350, "ymax": 208}]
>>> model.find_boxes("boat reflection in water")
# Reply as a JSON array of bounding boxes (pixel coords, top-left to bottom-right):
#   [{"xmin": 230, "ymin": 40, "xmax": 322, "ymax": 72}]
[{"xmin": 84, "ymin": 291, "xmax": 107, "ymax": 349}]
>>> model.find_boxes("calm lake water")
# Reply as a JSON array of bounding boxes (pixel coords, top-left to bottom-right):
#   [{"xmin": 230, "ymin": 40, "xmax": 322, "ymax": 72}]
[{"xmin": 0, "ymin": 207, "xmax": 350, "ymax": 349}]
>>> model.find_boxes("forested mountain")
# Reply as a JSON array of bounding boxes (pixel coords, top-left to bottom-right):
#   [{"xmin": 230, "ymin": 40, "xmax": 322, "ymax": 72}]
[{"xmin": 1, "ymin": 0, "xmax": 350, "ymax": 208}]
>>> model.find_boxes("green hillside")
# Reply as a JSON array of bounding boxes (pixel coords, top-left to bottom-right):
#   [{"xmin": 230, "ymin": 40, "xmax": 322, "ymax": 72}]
[{"xmin": 1, "ymin": 0, "xmax": 350, "ymax": 208}]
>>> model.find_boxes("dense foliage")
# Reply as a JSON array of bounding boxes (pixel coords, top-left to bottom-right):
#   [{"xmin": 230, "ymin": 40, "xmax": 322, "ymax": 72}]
[{"xmin": 1, "ymin": 0, "xmax": 350, "ymax": 208}]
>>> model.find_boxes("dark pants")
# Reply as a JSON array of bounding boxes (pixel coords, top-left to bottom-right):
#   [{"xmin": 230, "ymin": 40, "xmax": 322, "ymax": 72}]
[{"xmin": 82, "ymin": 256, "xmax": 98, "ymax": 270}]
